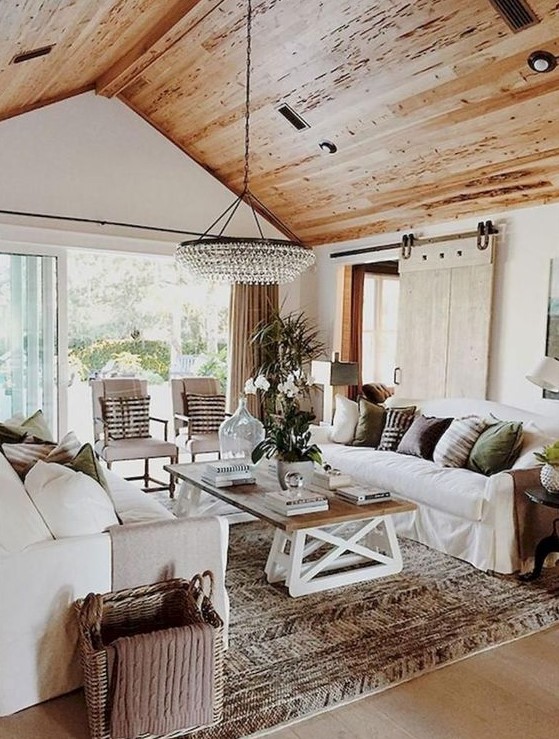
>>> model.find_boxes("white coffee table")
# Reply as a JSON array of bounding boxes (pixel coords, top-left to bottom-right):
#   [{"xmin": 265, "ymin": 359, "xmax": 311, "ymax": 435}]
[{"xmin": 165, "ymin": 462, "xmax": 416, "ymax": 597}]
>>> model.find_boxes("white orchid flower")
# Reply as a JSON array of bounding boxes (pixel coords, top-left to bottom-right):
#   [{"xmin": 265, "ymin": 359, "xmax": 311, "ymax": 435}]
[
  {"xmin": 254, "ymin": 374, "xmax": 270, "ymax": 392},
  {"xmin": 244, "ymin": 377, "xmax": 257, "ymax": 395}
]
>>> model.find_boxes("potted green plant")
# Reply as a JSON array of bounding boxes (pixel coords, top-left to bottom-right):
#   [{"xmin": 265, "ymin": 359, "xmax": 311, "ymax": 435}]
[
  {"xmin": 245, "ymin": 310, "xmax": 325, "ymax": 488},
  {"xmin": 535, "ymin": 441, "xmax": 559, "ymax": 492}
]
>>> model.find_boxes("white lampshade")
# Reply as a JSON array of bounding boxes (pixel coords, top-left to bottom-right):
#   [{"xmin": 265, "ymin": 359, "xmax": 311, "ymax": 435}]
[{"xmin": 526, "ymin": 357, "xmax": 559, "ymax": 392}]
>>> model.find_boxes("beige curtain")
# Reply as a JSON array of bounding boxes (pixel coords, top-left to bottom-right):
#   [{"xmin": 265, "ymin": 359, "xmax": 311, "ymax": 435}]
[{"xmin": 227, "ymin": 283, "xmax": 278, "ymax": 416}]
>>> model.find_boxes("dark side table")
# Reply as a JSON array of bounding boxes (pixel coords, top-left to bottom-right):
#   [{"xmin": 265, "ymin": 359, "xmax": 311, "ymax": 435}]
[{"xmin": 519, "ymin": 486, "xmax": 559, "ymax": 581}]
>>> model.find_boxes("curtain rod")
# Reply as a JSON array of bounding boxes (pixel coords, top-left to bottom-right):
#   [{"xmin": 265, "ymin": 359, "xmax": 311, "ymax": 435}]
[
  {"xmin": 330, "ymin": 222, "xmax": 499, "ymax": 260},
  {"xmin": 0, "ymin": 208, "xmax": 215, "ymax": 239}
]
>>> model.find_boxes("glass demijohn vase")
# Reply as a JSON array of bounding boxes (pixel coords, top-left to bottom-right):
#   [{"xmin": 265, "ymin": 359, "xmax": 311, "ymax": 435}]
[{"xmin": 219, "ymin": 396, "xmax": 265, "ymax": 461}]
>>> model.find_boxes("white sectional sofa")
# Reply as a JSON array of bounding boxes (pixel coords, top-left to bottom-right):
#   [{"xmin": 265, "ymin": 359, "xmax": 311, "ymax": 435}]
[
  {"xmin": 316, "ymin": 398, "xmax": 559, "ymax": 575},
  {"xmin": 0, "ymin": 458, "xmax": 229, "ymax": 717}
]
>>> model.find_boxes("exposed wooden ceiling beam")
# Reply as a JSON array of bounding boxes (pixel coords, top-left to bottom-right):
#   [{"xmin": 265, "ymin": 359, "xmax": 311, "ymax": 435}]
[{"xmin": 96, "ymin": 0, "xmax": 222, "ymax": 98}]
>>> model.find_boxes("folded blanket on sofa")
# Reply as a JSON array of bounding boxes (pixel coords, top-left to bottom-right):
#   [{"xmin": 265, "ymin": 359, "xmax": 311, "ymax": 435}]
[
  {"xmin": 109, "ymin": 623, "xmax": 214, "ymax": 738},
  {"xmin": 110, "ymin": 517, "xmax": 222, "ymax": 591}
]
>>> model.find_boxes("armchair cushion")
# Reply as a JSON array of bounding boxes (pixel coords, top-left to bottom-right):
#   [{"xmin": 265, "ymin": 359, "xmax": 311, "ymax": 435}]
[
  {"xmin": 100, "ymin": 396, "xmax": 151, "ymax": 440},
  {"xmin": 184, "ymin": 394, "xmax": 226, "ymax": 434}
]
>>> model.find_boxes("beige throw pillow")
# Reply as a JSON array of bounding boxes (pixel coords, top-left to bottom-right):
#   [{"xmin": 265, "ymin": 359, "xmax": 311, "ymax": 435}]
[{"xmin": 433, "ymin": 417, "xmax": 487, "ymax": 468}]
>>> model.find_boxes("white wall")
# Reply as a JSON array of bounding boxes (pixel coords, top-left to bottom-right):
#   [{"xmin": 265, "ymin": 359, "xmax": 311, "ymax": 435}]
[
  {"xmin": 0, "ymin": 91, "xmax": 281, "ymax": 252},
  {"xmin": 312, "ymin": 203, "xmax": 559, "ymax": 419}
]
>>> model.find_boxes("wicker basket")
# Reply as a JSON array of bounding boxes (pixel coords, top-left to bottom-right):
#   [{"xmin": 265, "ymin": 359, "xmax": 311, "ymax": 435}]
[{"xmin": 76, "ymin": 574, "xmax": 224, "ymax": 739}]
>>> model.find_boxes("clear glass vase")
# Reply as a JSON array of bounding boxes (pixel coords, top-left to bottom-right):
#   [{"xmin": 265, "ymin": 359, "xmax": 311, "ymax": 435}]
[{"xmin": 219, "ymin": 396, "xmax": 265, "ymax": 461}]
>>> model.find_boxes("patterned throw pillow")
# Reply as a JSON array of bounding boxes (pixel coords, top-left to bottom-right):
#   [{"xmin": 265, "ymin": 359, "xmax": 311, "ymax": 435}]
[
  {"xmin": 2, "ymin": 431, "xmax": 81, "ymax": 478},
  {"xmin": 185, "ymin": 394, "xmax": 226, "ymax": 434},
  {"xmin": 433, "ymin": 417, "xmax": 487, "ymax": 468},
  {"xmin": 377, "ymin": 407, "xmax": 416, "ymax": 451},
  {"xmin": 397, "ymin": 415, "xmax": 453, "ymax": 460},
  {"xmin": 101, "ymin": 396, "xmax": 151, "ymax": 440}
]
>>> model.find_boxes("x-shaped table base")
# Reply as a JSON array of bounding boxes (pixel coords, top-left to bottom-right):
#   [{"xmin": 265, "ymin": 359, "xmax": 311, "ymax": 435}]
[{"xmin": 265, "ymin": 514, "xmax": 403, "ymax": 596}]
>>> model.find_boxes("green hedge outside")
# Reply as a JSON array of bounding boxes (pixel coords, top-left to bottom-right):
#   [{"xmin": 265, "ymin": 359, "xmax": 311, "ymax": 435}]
[{"xmin": 70, "ymin": 339, "xmax": 171, "ymax": 380}]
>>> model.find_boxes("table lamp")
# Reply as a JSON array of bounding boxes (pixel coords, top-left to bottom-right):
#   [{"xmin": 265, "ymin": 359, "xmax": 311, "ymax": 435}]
[
  {"xmin": 526, "ymin": 357, "xmax": 559, "ymax": 393},
  {"xmin": 311, "ymin": 353, "xmax": 360, "ymax": 423}
]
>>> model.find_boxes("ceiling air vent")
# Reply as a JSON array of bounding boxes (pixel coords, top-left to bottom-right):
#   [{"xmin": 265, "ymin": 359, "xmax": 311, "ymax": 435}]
[
  {"xmin": 487, "ymin": 0, "xmax": 539, "ymax": 32},
  {"xmin": 277, "ymin": 103, "xmax": 310, "ymax": 131},
  {"xmin": 11, "ymin": 45, "xmax": 54, "ymax": 64}
]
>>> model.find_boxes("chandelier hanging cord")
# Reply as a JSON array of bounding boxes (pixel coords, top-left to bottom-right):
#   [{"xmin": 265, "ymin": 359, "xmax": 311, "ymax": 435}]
[{"xmin": 175, "ymin": 0, "xmax": 316, "ymax": 284}]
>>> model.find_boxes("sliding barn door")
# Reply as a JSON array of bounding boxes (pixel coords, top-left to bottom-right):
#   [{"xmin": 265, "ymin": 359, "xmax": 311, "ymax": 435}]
[{"xmin": 395, "ymin": 235, "xmax": 495, "ymax": 400}]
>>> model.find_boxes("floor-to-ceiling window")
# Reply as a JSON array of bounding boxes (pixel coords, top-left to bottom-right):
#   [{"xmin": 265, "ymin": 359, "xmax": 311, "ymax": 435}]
[
  {"xmin": 66, "ymin": 249, "xmax": 229, "ymax": 443},
  {"xmin": 0, "ymin": 251, "xmax": 58, "ymax": 433}
]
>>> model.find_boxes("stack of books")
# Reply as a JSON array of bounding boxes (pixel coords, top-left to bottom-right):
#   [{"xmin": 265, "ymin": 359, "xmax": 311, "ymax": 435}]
[
  {"xmin": 312, "ymin": 468, "xmax": 352, "ymax": 490},
  {"xmin": 264, "ymin": 490, "xmax": 329, "ymax": 516},
  {"xmin": 201, "ymin": 461, "xmax": 256, "ymax": 487},
  {"xmin": 335, "ymin": 485, "xmax": 391, "ymax": 506}
]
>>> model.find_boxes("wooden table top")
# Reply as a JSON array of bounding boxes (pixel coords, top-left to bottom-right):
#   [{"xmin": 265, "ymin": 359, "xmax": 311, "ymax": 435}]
[{"xmin": 165, "ymin": 462, "xmax": 417, "ymax": 534}]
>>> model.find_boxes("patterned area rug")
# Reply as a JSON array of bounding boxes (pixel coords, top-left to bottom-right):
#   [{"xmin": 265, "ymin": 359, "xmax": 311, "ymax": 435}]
[{"xmin": 189, "ymin": 522, "xmax": 559, "ymax": 739}]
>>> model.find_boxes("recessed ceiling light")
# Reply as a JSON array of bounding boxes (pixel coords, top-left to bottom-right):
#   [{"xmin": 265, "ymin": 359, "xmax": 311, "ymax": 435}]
[
  {"xmin": 319, "ymin": 140, "xmax": 337, "ymax": 154},
  {"xmin": 527, "ymin": 50, "xmax": 557, "ymax": 73}
]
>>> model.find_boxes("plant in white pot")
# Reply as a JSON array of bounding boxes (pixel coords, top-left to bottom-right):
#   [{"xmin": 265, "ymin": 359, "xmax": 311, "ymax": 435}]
[
  {"xmin": 244, "ymin": 310, "xmax": 325, "ymax": 489},
  {"xmin": 535, "ymin": 441, "xmax": 559, "ymax": 492}
]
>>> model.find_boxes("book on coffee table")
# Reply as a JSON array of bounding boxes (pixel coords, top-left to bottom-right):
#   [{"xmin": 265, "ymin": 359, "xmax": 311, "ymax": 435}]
[
  {"xmin": 264, "ymin": 489, "xmax": 329, "ymax": 516},
  {"xmin": 335, "ymin": 485, "xmax": 391, "ymax": 505},
  {"xmin": 203, "ymin": 460, "xmax": 255, "ymax": 487}
]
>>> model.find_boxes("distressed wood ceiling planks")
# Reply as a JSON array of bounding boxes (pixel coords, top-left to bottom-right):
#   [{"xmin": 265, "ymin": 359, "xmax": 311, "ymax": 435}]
[{"xmin": 2, "ymin": 0, "xmax": 559, "ymax": 244}]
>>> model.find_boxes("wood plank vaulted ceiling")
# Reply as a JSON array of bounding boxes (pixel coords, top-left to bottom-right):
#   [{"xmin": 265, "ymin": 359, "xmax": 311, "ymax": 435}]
[{"xmin": 2, "ymin": 0, "xmax": 559, "ymax": 245}]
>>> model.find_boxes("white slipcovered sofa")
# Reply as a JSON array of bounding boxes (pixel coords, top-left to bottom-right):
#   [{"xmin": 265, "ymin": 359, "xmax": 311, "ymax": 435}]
[
  {"xmin": 0, "ymin": 455, "xmax": 229, "ymax": 717},
  {"xmin": 315, "ymin": 398, "xmax": 559, "ymax": 575}
]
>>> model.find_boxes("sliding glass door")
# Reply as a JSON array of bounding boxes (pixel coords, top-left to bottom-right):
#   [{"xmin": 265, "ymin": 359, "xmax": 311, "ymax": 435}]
[{"xmin": 0, "ymin": 252, "xmax": 58, "ymax": 434}]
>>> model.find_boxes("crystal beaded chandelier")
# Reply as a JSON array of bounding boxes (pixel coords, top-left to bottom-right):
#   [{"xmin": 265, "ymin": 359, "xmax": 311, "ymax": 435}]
[{"xmin": 176, "ymin": 0, "xmax": 315, "ymax": 284}]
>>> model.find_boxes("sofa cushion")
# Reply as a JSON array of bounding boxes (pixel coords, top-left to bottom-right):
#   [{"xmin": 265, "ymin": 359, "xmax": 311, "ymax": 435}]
[
  {"xmin": 467, "ymin": 421, "xmax": 524, "ymax": 475},
  {"xmin": 24, "ymin": 461, "xmax": 119, "ymax": 538},
  {"xmin": 331, "ymin": 395, "xmax": 359, "ymax": 444},
  {"xmin": 361, "ymin": 383, "xmax": 393, "ymax": 404},
  {"xmin": 0, "ymin": 453, "xmax": 53, "ymax": 552},
  {"xmin": 513, "ymin": 421, "xmax": 555, "ymax": 470},
  {"xmin": 0, "ymin": 409, "xmax": 53, "ymax": 445},
  {"xmin": 352, "ymin": 397, "xmax": 386, "ymax": 447},
  {"xmin": 378, "ymin": 407, "xmax": 416, "ymax": 451},
  {"xmin": 320, "ymin": 442, "xmax": 487, "ymax": 521},
  {"xmin": 66, "ymin": 443, "xmax": 110, "ymax": 492},
  {"xmin": 433, "ymin": 417, "xmax": 486, "ymax": 468},
  {"xmin": 104, "ymin": 468, "xmax": 175, "ymax": 523},
  {"xmin": 2, "ymin": 431, "xmax": 81, "ymax": 478},
  {"xmin": 397, "ymin": 415, "xmax": 452, "ymax": 460}
]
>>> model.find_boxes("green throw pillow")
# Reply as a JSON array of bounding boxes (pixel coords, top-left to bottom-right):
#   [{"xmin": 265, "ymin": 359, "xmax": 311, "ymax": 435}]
[
  {"xmin": 352, "ymin": 397, "xmax": 386, "ymax": 447},
  {"xmin": 67, "ymin": 443, "xmax": 110, "ymax": 493},
  {"xmin": 467, "ymin": 420, "xmax": 524, "ymax": 476},
  {"xmin": 0, "ymin": 409, "xmax": 53, "ymax": 445}
]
